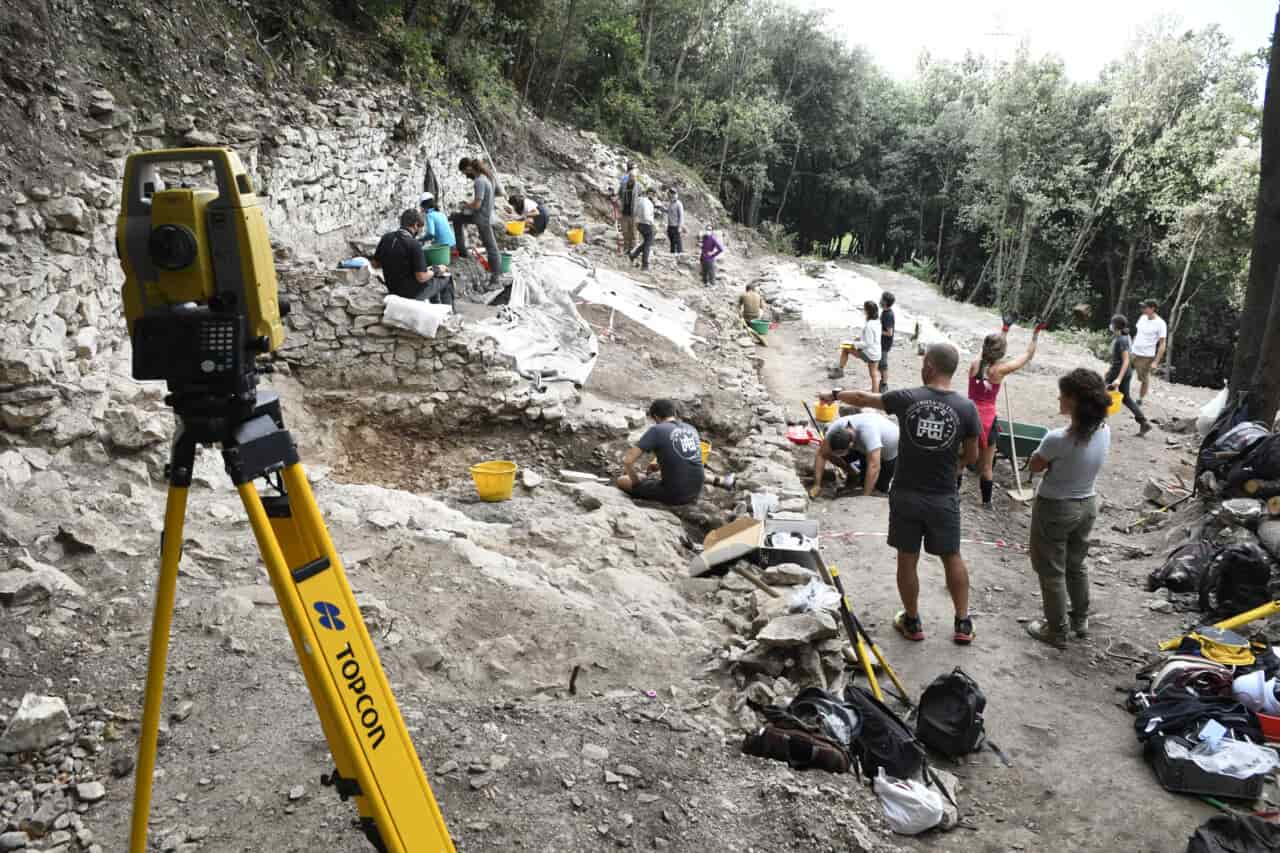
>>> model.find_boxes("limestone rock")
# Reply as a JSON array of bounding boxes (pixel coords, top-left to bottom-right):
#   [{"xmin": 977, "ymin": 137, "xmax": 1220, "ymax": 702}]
[
  {"xmin": 756, "ymin": 612, "xmax": 838, "ymax": 648},
  {"xmin": 0, "ymin": 831, "xmax": 30, "ymax": 851},
  {"xmin": 74, "ymin": 781, "xmax": 106, "ymax": 803},
  {"xmin": 41, "ymin": 197, "xmax": 91, "ymax": 233},
  {"xmin": 103, "ymin": 405, "xmax": 169, "ymax": 451},
  {"xmin": 761, "ymin": 563, "xmax": 816, "ymax": 586},
  {"xmin": 0, "ymin": 556, "xmax": 86, "ymax": 604},
  {"xmin": 0, "ymin": 694, "xmax": 71, "ymax": 754},
  {"xmin": 1260, "ymin": 520, "xmax": 1280, "ymax": 561},
  {"xmin": 0, "ymin": 451, "xmax": 32, "ymax": 488},
  {"xmin": 182, "ymin": 129, "xmax": 219, "ymax": 147}
]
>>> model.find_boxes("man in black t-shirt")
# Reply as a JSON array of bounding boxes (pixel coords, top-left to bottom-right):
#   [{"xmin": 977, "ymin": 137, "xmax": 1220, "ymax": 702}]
[
  {"xmin": 616, "ymin": 399, "xmax": 734, "ymax": 505},
  {"xmin": 371, "ymin": 209, "xmax": 430, "ymax": 300},
  {"xmin": 821, "ymin": 342, "xmax": 981, "ymax": 645},
  {"xmin": 879, "ymin": 291, "xmax": 896, "ymax": 392}
]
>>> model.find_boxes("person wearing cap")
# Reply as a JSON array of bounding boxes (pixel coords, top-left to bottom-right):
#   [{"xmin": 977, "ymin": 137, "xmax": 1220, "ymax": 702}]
[
  {"xmin": 666, "ymin": 188, "xmax": 685, "ymax": 254},
  {"xmin": 619, "ymin": 163, "xmax": 641, "ymax": 254},
  {"xmin": 417, "ymin": 193, "xmax": 455, "ymax": 250},
  {"xmin": 1132, "ymin": 299, "xmax": 1168, "ymax": 403},
  {"xmin": 628, "ymin": 187, "xmax": 657, "ymax": 271}
]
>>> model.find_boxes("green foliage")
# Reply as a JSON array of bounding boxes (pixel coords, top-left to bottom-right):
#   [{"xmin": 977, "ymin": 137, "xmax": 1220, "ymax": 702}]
[
  {"xmin": 759, "ymin": 221, "xmax": 796, "ymax": 255},
  {"xmin": 901, "ymin": 256, "xmax": 937, "ymax": 282}
]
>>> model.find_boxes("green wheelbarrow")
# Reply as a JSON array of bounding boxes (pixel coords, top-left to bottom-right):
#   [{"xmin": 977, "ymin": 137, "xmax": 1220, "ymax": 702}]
[{"xmin": 994, "ymin": 418, "xmax": 1048, "ymax": 472}]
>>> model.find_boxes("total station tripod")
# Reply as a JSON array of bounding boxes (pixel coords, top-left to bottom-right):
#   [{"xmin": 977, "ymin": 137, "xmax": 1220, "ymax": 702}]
[{"xmin": 128, "ymin": 389, "xmax": 455, "ymax": 853}]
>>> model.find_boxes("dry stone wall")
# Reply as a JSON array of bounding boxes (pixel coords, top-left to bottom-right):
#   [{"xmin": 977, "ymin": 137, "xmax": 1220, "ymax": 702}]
[{"xmin": 0, "ymin": 83, "xmax": 475, "ymax": 439}]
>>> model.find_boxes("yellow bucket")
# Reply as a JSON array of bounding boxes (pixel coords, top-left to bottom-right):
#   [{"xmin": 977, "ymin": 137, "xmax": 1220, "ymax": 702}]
[
  {"xmin": 700, "ymin": 441, "xmax": 711, "ymax": 464},
  {"xmin": 1106, "ymin": 390, "xmax": 1123, "ymax": 417},
  {"xmin": 505, "ymin": 220, "xmax": 526, "ymax": 236},
  {"xmin": 470, "ymin": 461, "xmax": 518, "ymax": 502},
  {"xmin": 567, "ymin": 227, "xmax": 585, "ymax": 245},
  {"xmin": 814, "ymin": 401, "xmax": 838, "ymax": 423}
]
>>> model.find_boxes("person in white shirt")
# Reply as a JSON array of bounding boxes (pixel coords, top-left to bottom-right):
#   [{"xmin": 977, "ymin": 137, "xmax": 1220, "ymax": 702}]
[
  {"xmin": 831, "ymin": 301, "xmax": 883, "ymax": 392},
  {"xmin": 627, "ymin": 188, "xmax": 657, "ymax": 271},
  {"xmin": 810, "ymin": 410, "xmax": 900, "ymax": 498},
  {"xmin": 1131, "ymin": 298, "xmax": 1168, "ymax": 403}
]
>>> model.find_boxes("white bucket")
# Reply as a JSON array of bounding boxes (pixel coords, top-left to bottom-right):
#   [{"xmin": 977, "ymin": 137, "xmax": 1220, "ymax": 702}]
[{"xmin": 1234, "ymin": 670, "xmax": 1268, "ymax": 711}]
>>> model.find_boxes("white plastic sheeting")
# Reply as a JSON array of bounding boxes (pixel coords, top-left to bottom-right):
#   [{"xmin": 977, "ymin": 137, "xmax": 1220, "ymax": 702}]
[
  {"xmin": 759, "ymin": 262, "xmax": 954, "ymax": 352},
  {"xmin": 381, "ymin": 295, "xmax": 451, "ymax": 337},
  {"xmin": 470, "ymin": 251, "xmax": 599, "ymax": 388}
]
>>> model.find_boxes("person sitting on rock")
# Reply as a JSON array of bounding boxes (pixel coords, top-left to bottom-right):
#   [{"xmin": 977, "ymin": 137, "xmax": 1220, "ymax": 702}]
[
  {"xmin": 809, "ymin": 408, "xmax": 899, "ymax": 499},
  {"xmin": 739, "ymin": 282, "xmax": 767, "ymax": 322},
  {"xmin": 370, "ymin": 209, "xmax": 430, "ymax": 300},
  {"xmin": 617, "ymin": 399, "xmax": 733, "ymax": 505},
  {"xmin": 507, "ymin": 193, "xmax": 549, "ymax": 236}
]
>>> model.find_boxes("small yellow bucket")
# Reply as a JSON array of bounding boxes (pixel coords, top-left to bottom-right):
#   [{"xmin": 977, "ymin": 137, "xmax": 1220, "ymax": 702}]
[
  {"xmin": 505, "ymin": 220, "xmax": 526, "ymax": 236},
  {"xmin": 814, "ymin": 401, "xmax": 838, "ymax": 423},
  {"xmin": 470, "ymin": 461, "xmax": 518, "ymax": 502},
  {"xmin": 567, "ymin": 227, "xmax": 585, "ymax": 245},
  {"xmin": 700, "ymin": 441, "xmax": 711, "ymax": 464},
  {"xmin": 1106, "ymin": 390, "xmax": 1123, "ymax": 417}
]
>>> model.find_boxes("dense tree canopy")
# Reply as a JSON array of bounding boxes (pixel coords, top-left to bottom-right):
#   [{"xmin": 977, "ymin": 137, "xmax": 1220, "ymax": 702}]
[{"xmin": 316, "ymin": 0, "xmax": 1265, "ymax": 386}]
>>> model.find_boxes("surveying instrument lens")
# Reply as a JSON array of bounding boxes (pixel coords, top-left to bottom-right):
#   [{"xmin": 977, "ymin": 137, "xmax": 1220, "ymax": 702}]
[
  {"xmin": 118, "ymin": 148, "xmax": 455, "ymax": 853},
  {"xmin": 147, "ymin": 224, "xmax": 198, "ymax": 271}
]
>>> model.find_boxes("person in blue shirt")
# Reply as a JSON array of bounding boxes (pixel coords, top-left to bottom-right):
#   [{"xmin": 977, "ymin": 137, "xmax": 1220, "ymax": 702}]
[{"xmin": 418, "ymin": 193, "xmax": 455, "ymax": 249}]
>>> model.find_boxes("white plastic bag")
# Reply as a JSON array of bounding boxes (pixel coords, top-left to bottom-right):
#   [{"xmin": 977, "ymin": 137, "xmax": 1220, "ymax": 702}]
[
  {"xmin": 788, "ymin": 578, "xmax": 842, "ymax": 614},
  {"xmin": 1197, "ymin": 387, "xmax": 1229, "ymax": 436},
  {"xmin": 1166, "ymin": 736, "xmax": 1280, "ymax": 780},
  {"xmin": 381, "ymin": 295, "xmax": 451, "ymax": 338},
  {"xmin": 873, "ymin": 768, "xmax": 944, "ymax": 835}
]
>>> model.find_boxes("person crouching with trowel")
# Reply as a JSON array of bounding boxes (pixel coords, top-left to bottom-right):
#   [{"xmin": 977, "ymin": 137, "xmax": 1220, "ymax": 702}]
[
  {"xmin": 617, "ymin": 399, "xmax": 734, "ymax": 505},
  {"xmin": 809, "ymin": 409, "xmax": 899, "ymax": 499}
]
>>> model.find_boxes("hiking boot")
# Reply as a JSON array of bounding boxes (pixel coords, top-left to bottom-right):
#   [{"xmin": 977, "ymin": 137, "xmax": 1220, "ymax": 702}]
[
  {"xmin": 953, "ymin": 616, "xmax": 975, "ymax": 645},
  {"xmin": 1138, "ymin": 421, "xmax": 1153, "ymax": 437},
  {"xmin": 1025, "ymin": 620, "xmax": 1067, "ymax": 650},
  {"xmin": 827, "ymin": 367, "xmax": 845, "ymax": 379},
  {"xmin": 894, "ymin": 610, "xmax": 925, "ymax": 642},
  {"xmin": 1070, "ymin": 614, "xmax": 1090, "ymax": 639}
]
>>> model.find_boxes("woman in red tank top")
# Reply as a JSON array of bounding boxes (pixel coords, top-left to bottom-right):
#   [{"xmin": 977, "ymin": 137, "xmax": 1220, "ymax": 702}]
[{"xmin": 966, "ymin": 326, "xmax": 1040, "ymax": 505}]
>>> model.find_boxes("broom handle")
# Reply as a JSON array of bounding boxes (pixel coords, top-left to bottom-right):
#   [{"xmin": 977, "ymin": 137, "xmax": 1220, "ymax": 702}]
[{"xmin": 1004, "ymin": 381, "xmax": 1026, "ymax": 495}]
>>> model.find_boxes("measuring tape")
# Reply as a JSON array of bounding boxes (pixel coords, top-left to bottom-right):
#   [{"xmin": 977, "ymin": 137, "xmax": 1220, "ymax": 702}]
[{"xmin": 820, "ymin": 530, "xmax": 1030, "ymax": 553}]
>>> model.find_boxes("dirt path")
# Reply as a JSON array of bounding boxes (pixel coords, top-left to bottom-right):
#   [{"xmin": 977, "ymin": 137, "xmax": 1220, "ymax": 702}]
[{"xmin": 761, "ymin": 262, "xmax": 1220, "ymax": 853}]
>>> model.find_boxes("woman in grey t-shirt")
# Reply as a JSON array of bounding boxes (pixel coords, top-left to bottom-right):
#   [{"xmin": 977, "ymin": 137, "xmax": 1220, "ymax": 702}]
[{"xmin": 1023, "ymin": 368, "xmax": 1112, "ymax": 649}]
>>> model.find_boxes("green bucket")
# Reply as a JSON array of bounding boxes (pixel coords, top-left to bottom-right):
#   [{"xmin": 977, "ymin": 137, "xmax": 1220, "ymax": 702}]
[
  {"xmin": 500, "ymin": 252, "xmax": 513, "ymax": 274},
  {"xmin": 749, "ymin": 319, "xmax": 770, "ymax": 335},
  {"xmin": 424, "ymin": 244, "xmax": 451, "ymax": 266}
]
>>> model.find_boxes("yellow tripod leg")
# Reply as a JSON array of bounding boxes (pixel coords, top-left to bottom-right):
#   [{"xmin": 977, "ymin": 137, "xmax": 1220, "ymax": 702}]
[
  {"xmin": 854, "ymin": 633, "xmax": 882, "ymax": 701},
  {"xmin": 1158, "ymin": 600, "xmax": 1280, "ymax": 651},
  {"xmin": 237, "ymin": 466, "xmax": 454, "ymax": 853},
  {"xmin": 128, "ymin": 485, "xmax": 189, "ymax": 853}
]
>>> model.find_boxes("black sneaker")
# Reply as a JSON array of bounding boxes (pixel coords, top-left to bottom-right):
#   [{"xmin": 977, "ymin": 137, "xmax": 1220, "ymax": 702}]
[
  {"xmin": 953, "ymin": 616, "xmax": 975, "ymax": 645},
  {"xmin": 1138, "ymin": 421, "xmax": 1153, "ymax": 437},
  {"xmin": 894, "ymin": 610, "xmax": 925, "ymax": 642}
]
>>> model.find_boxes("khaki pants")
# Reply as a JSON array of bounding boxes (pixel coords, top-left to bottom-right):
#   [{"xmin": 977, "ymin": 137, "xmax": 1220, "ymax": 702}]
[
  {"xmin": 1133, "ymin": 355, "xmax": 1155, "ymax": 399},
  {"xmin": 1029, "ymin": 495, "xmax": 1097, "ymax": 634},
  {"xmin": 621, "ymin": 215, "xmax": 637, "ymax": 254}
]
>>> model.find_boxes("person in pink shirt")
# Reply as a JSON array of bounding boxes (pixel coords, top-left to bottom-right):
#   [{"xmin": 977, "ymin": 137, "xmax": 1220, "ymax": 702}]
[
  {"xmin": 699, "ymin": 228, "xmax": 725, "ymax": 286},
  {"xmin": 965, "ymin": 322, "xmax": 1040, "ymax": 506}
]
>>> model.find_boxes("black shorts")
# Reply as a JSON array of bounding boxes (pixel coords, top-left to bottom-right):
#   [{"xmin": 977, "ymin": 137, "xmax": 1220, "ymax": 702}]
[
  {"xmin": 888, "ymin": 488, "xmax": 961, "ymax": 556},
  {"xmin": 845, "ymin": 454, "xmax": 896, "ymax": 493},
  {"xmin": 630, "ymin": 476, "xmax": 699, "ymax": 506}
]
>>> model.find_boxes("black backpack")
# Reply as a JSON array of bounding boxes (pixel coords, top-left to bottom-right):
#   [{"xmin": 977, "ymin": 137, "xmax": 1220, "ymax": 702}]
[
  {"xmin": 742, "ymin": 687, "xmax": 861, "ymax": 774},
  {"xmin": 915, "ymin": 668, "xmax": 987, "ymax": 758},
  {"xmin": 1198, "ymin": 544, "xmax": 1275, "ymax": 615},
  {"xmin": 1187, "ymin": 814, "xmax": 1280, "ymax": 853},
  {"xmin": 1149, "ymin": 541, "xmax": 1219, "ymax": 594},
  {"xmin": 841, "ymin": 685, "xmax": 925, "ymax": 780}
]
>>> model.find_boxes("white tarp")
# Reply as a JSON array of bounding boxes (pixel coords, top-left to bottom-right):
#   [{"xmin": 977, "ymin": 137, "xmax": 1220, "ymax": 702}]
[
  {"xmin": 381, "ymin": 295, "xmax": 451, "ymax": 338},
  {"xmin": 759, "ymin": 262, "xmax": 955, "ymax": 352},
  {"xmin": 578, "ymin": 268, "xmax": 698, "ymax": 354}
]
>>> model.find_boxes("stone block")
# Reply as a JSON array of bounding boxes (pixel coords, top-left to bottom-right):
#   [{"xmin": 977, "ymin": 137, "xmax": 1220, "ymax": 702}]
[{"xmin": 0, "ymin": 694, "xmax": 71, "ymax": 754}]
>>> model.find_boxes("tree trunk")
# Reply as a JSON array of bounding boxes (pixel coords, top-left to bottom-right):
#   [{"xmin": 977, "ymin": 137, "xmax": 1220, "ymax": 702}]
[
  {"xmin": 1113, "ymin": 234, "xmax": 1139, "ymax": 316},
  {"xmin": 641, "ymin": 1, "xmax": 655, "ymax": 79},
  {"xmin": 935, "ymin": 208, "xmax": 946, "ymax": 283},
  {"xmin": 1231, "ymin": 8, "xmax": 1280, "ymax": 427},
  {"xmin": 1007, "ymin": 208, "xmax": 1033, "ymax": 316},
  {"xmin": 542, "ymin": 0, "xmax": 578, "ymax": 113},
  {"xmin": 967, "ymin": 253, "xmax": 993, "ymax": 304},
  {"xmin": 775, "ymin": 142, "xmax": 801, "ymax": 224},
  {"xmin": 1165, "ymin": 221, "xmax": 1206, "ymax": 370}
]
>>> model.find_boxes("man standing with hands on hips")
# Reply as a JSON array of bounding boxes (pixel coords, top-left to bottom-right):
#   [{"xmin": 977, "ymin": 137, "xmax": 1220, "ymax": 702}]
[
  {"xmin": 819, "ymin": 342, "xmax": 981, "ymax": 645},
  {"xmin": 1131, "ymin": 298, "xmax": 1167, "ymax": 403}
]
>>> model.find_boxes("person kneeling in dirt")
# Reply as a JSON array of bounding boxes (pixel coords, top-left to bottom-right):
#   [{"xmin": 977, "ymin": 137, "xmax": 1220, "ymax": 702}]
[
  {"xmin": 507, "ymin": 193, "xmax": 549, "ymax": 236},
  {"xmin": 810, "ymin": 409, "xmax": 899, "ymax": 499},
  {"xmin": 1023, "ymin": 368, "xmax": 1111, "ymax": 649},
  {"xmin": 820, "ymin": 343, "xmax": 981, "ymax": 645},
  {"xmin": 617, "ymin": 399, "xmax": 733, "ymax": 505}
]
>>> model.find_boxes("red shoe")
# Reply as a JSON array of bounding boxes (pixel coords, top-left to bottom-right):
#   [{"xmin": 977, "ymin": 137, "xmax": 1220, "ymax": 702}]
[
  {"xmin": 894, "ymin": 611, "xmax": 924, "ymax": 642},
  {"xmin": 953, "ymin": 616, "xmax": 975, "ymax": 645}
]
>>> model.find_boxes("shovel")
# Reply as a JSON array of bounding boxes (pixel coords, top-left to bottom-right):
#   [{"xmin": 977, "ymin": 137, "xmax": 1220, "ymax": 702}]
[{"xmin": 1003, "ymin": 382, "xmax": 1033, "ymax": 503}]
